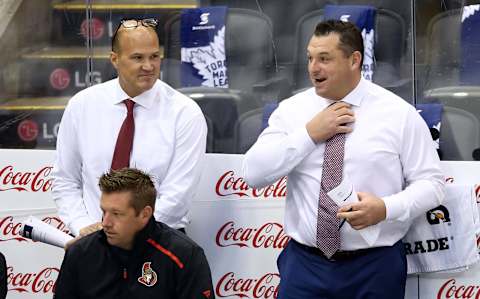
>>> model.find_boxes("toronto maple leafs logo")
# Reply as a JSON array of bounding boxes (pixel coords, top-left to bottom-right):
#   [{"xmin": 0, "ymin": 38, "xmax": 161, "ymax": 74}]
[
  {"xmin": 462, "ymin": 4, "xmax": 480, "ymax": 22},
  {"xmin": 181, "ymin": 26, "xmax": 228, "ymax": 87},
  {"xmin": 361, "ymin": 28, "xmax": 374, "ymax": 81}
]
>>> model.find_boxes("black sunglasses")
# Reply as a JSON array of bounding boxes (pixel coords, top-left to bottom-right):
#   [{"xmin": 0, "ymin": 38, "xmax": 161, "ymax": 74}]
[{"xmin": 111, "ymin": 18, "xmax": 159, "ymax": 51}]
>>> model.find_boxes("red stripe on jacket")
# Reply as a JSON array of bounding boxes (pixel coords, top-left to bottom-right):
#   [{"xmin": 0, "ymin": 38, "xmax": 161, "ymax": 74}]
[{"xmin": 147, "ymin": 238, "xmax": 184, "ymax": 269}]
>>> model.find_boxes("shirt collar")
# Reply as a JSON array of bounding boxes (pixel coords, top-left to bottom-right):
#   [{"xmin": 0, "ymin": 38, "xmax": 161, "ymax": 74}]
[
  {"xmin": 340, "ymin": 77, "xmax": 367, "ymax": 107},
  {"xmin": 319, "ymin": 77, "xmax": 367, "ymax": 107},
  {"xmin": 112, "ymin": 78, "xmax": 158, "ymax": 109}
]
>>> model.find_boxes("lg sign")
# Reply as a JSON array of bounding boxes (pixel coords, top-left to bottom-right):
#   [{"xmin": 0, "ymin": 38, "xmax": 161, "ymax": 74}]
[
  {"xmin": 49, "ymin": 68, "xmax": 70, "ymax": 90},
  {"xmin": 80, "ymin": 17, "xmax": 105, "ymax": 40},
  {"xmin": 17, "ymin": 120, "xmax": 39, "ymax": 142}
]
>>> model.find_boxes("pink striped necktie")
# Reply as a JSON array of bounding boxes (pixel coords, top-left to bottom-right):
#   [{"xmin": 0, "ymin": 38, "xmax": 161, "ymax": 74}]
[{"xmin": 316, "ymin": 131, "xmax": 346, "ymax": 258}]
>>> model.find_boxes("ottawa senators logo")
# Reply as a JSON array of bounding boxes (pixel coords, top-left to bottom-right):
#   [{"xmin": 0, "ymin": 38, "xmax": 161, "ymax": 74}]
[{"xmin": 138, "ymin": 262, "xmax": 157, "ymax": 287}]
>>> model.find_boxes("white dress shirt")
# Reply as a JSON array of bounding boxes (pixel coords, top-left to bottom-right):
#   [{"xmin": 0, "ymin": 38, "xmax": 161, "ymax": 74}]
[
  {"xmin": 52, "ymin": 78, "xmax": 207, "ymax": 236},
  {"xmin": 243, "ymin": 78, "xmax": 445, "ymax": 250}
]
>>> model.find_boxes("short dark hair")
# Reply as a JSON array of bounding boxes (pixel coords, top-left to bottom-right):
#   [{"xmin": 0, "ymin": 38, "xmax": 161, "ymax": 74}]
[
  {"xmin": 314, "ymin": 20, "xmax": 364, "ymax": 65},
  {"xmin": 99, "ymin": 168, "xmax": 156, "ymax": 215}
]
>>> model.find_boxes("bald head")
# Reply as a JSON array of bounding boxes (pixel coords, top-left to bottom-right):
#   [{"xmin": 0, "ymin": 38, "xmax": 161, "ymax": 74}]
[
  {"xmin": 110, "ymin": 25, "xmax": 161, "ymax": 97},
  {"xmin": 112, "ymin": 25, "xmax": 159, "ymax": 54}
]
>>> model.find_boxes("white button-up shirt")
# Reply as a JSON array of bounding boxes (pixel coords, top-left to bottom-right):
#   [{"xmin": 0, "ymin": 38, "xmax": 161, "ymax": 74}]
[
  {"xmin": 52, "ymin": 78, "xmax": 207, "ymax": 236},
  {"xmin": 243, "ymin": 78, "xmax": 445, "ymax": 250}
]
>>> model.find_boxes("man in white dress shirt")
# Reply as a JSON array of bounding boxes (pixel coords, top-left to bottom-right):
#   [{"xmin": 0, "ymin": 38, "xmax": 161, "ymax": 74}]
[
  {"xmin": 243, "ymin": 20, "xmax": 444, "ymax": 298},
  {"xmin": 52, "ymin": 18, "xmax": 207, "ymax": 241}
]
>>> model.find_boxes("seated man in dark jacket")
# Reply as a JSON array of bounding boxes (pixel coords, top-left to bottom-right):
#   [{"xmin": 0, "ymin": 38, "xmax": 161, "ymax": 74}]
[{"xmin": 54, "ymin": 168, "xmax": 215, "ymax": 299}]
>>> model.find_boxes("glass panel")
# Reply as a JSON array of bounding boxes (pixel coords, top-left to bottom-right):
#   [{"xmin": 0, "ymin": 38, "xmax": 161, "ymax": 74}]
[
  {"xmin": 0, "ymin": 0, "xmax": 85, "ymax": 149},
  {"xmin": 0, "ymin": 1, "xmax": 416, "ymax": 154},
  {"xmin": 415, "ymin": 0, "xmax": 480, "ymax": 161},
  {"xmin": 159, "ymin": 0, "xmax": 416, "ymax": 154}
]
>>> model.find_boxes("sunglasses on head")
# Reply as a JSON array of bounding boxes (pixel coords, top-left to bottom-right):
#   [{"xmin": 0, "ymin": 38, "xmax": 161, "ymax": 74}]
[{"xmin": 111, "ymin": 18, "xmax": 159, "ymax": 51}]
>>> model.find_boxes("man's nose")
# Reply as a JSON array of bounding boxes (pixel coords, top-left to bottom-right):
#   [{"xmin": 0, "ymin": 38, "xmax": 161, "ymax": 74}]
[
  {"xmin": 142, "ymin": 60, "xmax": 154, "ymax": 71},
  {"xmin": 102, "ymin": 214, "xmax": 112, "ymax": 228},
  {"xmin": 309, "ymin": 59, "xmax": 322, "ymax": 71}
]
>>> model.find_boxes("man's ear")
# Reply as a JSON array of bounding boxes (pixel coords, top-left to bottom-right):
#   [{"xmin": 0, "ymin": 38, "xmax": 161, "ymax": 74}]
[
  {"xmin": 351, "ymin": 51, "xmax": 362, "ymax": 70},
  {"xmin": 141, "ymin": 205, "xmax": 153, "ymax": 223},
  {"xmin": 110, "ymin": 51, "xmax": 119, "ymax": 70}
]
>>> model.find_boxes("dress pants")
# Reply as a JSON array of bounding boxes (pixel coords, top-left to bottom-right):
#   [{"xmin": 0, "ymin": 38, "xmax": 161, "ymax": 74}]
[{"xmin": 277, "ymin": 239, "xmax": 407, "ymax": 299}]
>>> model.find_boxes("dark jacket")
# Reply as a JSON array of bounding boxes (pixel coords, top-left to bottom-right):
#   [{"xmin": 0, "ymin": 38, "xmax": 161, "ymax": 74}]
[
  {"xmin": 0, "ymin": 252, "xmax": 6, "ymax": 299},
  {"xmin": 54, "ymin": 218, "xmax": 215, "ymax": 299}
]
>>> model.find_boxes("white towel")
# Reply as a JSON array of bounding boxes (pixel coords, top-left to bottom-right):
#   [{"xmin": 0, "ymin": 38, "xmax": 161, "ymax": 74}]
[{"xmin": 403, "ymin": 184, "xmax": 479, "ymax": 274}]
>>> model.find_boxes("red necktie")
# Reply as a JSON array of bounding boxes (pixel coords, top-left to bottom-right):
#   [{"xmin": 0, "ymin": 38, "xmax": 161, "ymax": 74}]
[
  {"xmin": 316, "ymin": 131, "xmax": 346, "ymax": 258},
  {"xmin": 111, "ymin": 99, "xmax": 135, "ymax": 170}
]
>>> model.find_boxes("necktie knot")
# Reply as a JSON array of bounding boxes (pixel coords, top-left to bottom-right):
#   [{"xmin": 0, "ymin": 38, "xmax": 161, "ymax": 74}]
[{"xmin": 124, "ymin": 99, "xmax": 135, "ymax": 114}]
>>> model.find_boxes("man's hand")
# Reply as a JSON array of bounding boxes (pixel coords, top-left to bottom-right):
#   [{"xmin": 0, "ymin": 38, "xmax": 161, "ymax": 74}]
[
  {"xmin": 64, "ymin": 222, "xmax": 102, "ymax": 250},
  {"xmin": 64, "ymin": 236, "xmax": 81, "ymax": 251},
  {"xmin": 306, "ymin": 102, "xmax": 355, "ymax": 143},
  {"xmin": 79, "ymin": 222, "xmax": 102, "ymax": 237},
  {"xmin": 336, "ymin": 192, "xmax": 386, "ymax": 230}
]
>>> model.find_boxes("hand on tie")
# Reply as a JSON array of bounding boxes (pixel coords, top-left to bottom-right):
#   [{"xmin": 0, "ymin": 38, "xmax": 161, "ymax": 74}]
[
  {"xmin": 306, "ymin": 101, "xmax": 355, "ymax": 143},
  {"xmin": 336, "ymin": 192, "xmax": 386, "ymax": 230}
]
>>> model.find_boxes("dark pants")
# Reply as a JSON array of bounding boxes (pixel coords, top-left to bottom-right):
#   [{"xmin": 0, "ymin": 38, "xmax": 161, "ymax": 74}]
[{"xmin": 277, "ymin": 239, "xmax": 407, "ymax": 299}]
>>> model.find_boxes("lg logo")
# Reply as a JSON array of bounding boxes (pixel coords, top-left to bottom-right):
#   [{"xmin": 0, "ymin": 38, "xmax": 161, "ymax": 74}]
[
  {"xmin": 340, "ymin": 14, "xmax": 351, "ymax": 22},
  {"xmin": 199, "ymin": 12, "xmax": 210, "ymax": 25}
]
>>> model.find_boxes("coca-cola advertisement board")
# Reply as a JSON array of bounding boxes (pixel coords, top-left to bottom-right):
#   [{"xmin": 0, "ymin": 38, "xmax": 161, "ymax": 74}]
[
  {"xmin": 0, "ymin": 209, "xmax": 67, "ymax": 299},
  {"xmin": 0, "ymin": 150, "xmax": 479, "ymax": 298},
  {"xmin": 419, "ymin": 263, "xmax": 480, "ymax": 299},
  {"xmin": 0, "ymin": 149, "xmax": 56, "ymax": 210}
]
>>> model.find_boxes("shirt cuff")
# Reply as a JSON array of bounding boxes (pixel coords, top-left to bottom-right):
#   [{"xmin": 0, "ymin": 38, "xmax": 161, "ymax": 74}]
[
  {"xmin": 382, "ymin": 195, "xmax": 404, "ymax": 221},
  {"xmin": 69, "ymin": 216, "xmax": 95, "ymax": 237}
]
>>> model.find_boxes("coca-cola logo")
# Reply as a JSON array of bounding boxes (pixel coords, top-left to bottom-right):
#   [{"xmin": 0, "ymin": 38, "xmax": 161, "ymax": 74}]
[
  {"xmin": 437, "ymin": 278, "xmax": 480, "ymax": 299},
  {"xmin": 0, "ymin": 165, "xmax": 53, "ymax": 192},
  {"xmin": 17, "ymin": 119, "xmax": 39, "ymax": 142},
  {"xmin": 7, "ymin": 266, "xmax": 58, "ymax": 294},
  {"xmin": 216, "ymin": 272, "xmax": 279, "ymax": 298},
  {"xmin": 49, "ymin": 68, "xmax": 70, "ymax": 90},
  {"xmin": 216, "ymin": 221, "xmax": 289, "ymax": 249},
  {"xmin": 215, "ymin": 171, "xmax": 286, "ymax": 199},
  {"xmin": 0, "ymin": 216, "xmax": 70, "ymax": 242},
  {"xmin": 80, "ymin": 17, "xmax": 105, "ymax": 40}
]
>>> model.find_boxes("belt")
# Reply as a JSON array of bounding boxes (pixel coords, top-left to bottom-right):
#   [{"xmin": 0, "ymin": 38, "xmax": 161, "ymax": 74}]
[{"xmin": 292, "ymin": 239, "xmax": 376, "ymax": 261}]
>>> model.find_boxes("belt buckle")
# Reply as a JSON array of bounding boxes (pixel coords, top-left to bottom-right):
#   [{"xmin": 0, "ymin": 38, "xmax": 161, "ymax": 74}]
[
  {"xmin": 330, "ymin": 250, "xmax": 352, "ymax": 261},
  {"xmin": 327, "ymin": 255, "xmax": 337, "ymax": 262}
]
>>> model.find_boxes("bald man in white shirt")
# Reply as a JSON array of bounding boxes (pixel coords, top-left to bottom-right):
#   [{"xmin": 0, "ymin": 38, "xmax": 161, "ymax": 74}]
[
  {"xmin": 52, "ymin": 18, "xmax": 207, "ymax": 240},
  {"xmin": 243, "ymin": 20, "xmax": 444, "ymax": 299}
]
